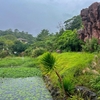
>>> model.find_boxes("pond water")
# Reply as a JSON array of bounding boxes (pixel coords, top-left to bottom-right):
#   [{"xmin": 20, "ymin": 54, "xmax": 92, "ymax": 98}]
[{"xmin": 0, "ymin": 77, "xmax": 53, "ymax": 100}]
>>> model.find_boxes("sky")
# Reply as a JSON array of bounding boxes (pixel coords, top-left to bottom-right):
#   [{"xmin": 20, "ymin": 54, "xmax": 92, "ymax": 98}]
[{"xmin": 0, "ymin": 0, "xmax": 100, "ymax": 36}]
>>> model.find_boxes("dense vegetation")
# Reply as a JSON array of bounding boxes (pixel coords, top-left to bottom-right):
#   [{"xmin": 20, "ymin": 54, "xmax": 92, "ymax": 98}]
[
  {"xmin": 40, "ymin": 52, "xmax": 100, "ymax": 99},
  {"xmin": 0, "ymin": 29, "xmax": 35, "ymax": 43},
  {"xmin": 1, "ymin": 15, "xmax": 100, "ymax": 58},
  {"xmin": 64, "ymin": 15, "xmax": 82, "ymax": 30}
]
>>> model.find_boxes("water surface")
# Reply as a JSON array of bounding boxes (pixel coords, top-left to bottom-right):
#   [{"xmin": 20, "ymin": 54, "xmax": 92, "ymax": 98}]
[{"xmin": 0, "ymin": 77, "xmax": 53, "ymax": 100}]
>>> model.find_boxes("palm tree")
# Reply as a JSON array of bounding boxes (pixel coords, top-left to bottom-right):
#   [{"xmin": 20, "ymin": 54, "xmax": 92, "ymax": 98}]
[{"xmin": 41, "ymin": 52, "xmax": 65, "ymax": 96}]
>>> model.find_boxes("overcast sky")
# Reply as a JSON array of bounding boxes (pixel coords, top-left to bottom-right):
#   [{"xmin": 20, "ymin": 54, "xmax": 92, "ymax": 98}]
[{"xmin": 0, "ymin": 0, "xmax": 100, "ymax": 36}]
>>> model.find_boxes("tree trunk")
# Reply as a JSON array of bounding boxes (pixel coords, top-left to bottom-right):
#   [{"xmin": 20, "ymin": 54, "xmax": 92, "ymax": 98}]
[{"xmin": 54, "ymin": 68, "xmax": 67, "ymax": 99}]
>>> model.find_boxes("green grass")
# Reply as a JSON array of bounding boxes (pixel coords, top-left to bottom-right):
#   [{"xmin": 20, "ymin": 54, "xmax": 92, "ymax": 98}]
[
  {"xmin": 40, "ymin": 52, "xmax": 100, "ymax": 98},
  {"xmin": 0, "ymin": 52, "xmax": 95, "ymax": 81},
  {"xmin": 0, "ymin": 67, "xmax": 41, "ymax": 78},
  {"xmin": 0, "ymin": 57, "xmax": 41, "ymax": 78},
  {"xmin": 54, "ymin": 52, "xmax": 93, "ymax": 68},
  {"xmin": 40, "ymin": 52, "xmax": 95, "ymax": 84},
  {"xmin": 0, "ymin": 57, "xmax": 38, "ymax": 68}
]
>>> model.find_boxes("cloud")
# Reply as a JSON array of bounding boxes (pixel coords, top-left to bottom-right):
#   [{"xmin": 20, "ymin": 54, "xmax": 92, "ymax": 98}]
[{"xmin": 0, "ymin": 0, "xmax": 100, "ymax": 36}]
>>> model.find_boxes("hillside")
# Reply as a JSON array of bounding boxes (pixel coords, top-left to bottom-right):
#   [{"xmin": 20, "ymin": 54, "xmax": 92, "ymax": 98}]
[
  {"xmin": 0, "ymin": 29, "xmax": 35, "ymax": 43},
  {"xmin": 41, "ymin": 52, "xmax": 94, "ymax": 82},
  {"xmin": 40, "ymin": 52, "xmax": 100, "ymax": 99}
]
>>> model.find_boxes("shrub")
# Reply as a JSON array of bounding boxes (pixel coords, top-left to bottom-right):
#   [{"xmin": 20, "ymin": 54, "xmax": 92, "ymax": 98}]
[
  {"xmin": 32, "ymin": 47, "xmax": 46, "ymax": 57},
  {"xmin": 63, "ymin": 77, "xmax": 75, "ymax": 95},
  {"xmin": 11, "ymin": 41, "xmax": 28, "ymax": 55},
  {"xmin": 82, "ymin": 38, "xmax": 100, "ymax": 52},
  {"xmin": 0, "ymin": 50, "xmax": 9, "ymax": 58},
  {"xmin": 24, "ymin": 47, "xmax": 33, "ymax": 56},
  {"xmin": 90, "ymin": 75, "xmax": 100, "ymax": 95},
  {"xmin": 57, "ymin": 30, "xmax": 82, "ymax": 52}
]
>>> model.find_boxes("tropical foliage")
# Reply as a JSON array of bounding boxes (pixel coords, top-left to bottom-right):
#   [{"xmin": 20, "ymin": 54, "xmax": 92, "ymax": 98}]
[
  {"xmin": 56, "ymin": 30, "xmax": 82, "ymax": 51},
  {"xmin": 82, "ymin": 38, "xmax": 100, "ymax": 52},
  {"xmin": 41, "ymin": 52, "xmax": 56, "ymax": 71},
  {"xmin": 64, "ymin": 15, "xmax": 82, "ymax": 30}
]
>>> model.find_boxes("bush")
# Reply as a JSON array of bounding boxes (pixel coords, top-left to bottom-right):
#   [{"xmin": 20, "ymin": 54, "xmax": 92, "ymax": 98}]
[
  {"xmin": 82, "ymin": 38, "xmax": 100, "ymax": 52},
  {"xmin": 11, "ymin": 41, "xmax": 28, "ymax": 55},
  {"xmin": 0, "ymin": 50, "xmax": 9, "ymax": 58},
  {"xmin": 57, "ymin": 30, "xmax": 82, "ymax": 52},
  {"xmin": 90, "ymin": 75, "xmax": 100, "ymax": 95},
  {"xmin": 24, "ymin": 47, "xmax": 33, "ymax": 56},
  {"xmin": 32, "ymin": 47, "xmax": 46, "ymax": 57},
  {"xmin": 63, "ymin": 77, "xmax": 75, "ymax": 95}
]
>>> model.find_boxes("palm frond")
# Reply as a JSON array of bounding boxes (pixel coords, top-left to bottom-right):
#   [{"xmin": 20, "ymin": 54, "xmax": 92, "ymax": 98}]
[{"xmin": 41, "ymin": 52, "xmax": 56, "ymax": 70}]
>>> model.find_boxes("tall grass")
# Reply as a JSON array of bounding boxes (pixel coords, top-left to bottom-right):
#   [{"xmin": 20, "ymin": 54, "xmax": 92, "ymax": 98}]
[
  {"xmin": 39, "ymin": 52, "xmax": 100, "ymax": 99},
  {"xmin": 63, "ymin": 77, "xmax": 75, "ymax": 95},
  {"xmin": 40, "ymin": 52, "xmax": 94, "ymax": 86},
  {"xmin": 52, "ymin": 52, "xmax": 94, "ymax": 78}
]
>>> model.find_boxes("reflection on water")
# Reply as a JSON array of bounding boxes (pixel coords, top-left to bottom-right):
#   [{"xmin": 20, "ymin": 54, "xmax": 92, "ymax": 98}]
[{"xmin": 0, "ymin": 77, "xmax": 53, "ymax": 100}]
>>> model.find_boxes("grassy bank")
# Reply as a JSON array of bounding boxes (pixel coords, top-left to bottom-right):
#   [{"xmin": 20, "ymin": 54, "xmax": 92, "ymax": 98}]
[
  {"xmin": 40, "ymin": 52, "xmax": 94, "ymax": 83},
  {"xmin": 0, "ymin": 52, "xmax": 95, "ymax": 79},
  {"xmin": 0, "ymin": 57, "xmax": 41, "ymax": 78},
  {"xmin": 39, "ymin": 52, "xmax": 100, "ymax": 99}
]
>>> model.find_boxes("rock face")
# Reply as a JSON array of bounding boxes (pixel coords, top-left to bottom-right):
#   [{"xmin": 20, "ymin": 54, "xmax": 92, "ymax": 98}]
[{"xmin": 79, "ymin": 2, "xmax": 100, "ymax": 43}]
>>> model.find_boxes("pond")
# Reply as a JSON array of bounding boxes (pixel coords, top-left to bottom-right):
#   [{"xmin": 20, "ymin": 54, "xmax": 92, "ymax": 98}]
[{"xmin": 0, "ymin": 77, "xmax": 53, "ymax": 100}]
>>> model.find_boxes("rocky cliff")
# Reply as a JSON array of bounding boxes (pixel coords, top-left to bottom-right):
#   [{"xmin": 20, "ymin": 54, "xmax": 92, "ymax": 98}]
[{"xmin": 79, "ymin": 2, "xmax": 100, "ymax": 43}]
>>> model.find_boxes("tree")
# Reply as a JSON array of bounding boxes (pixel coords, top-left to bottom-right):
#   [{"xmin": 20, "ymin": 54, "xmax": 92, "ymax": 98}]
[
  {"xmin": 32, "ymin": 29, "xmax": 56, "ymax": 51},
  {"xmin": 41, "ymin": 52, "xmax": 66, "ymax": 97},
  {"xmin": 0, "ymin": 41, "xmax": 4, "ymax": 50},
  {"xmin": 82, "ymin": 38, "xmax": 100, "ymax": 52},
  {"xmin": 64, "ymin": 15, "xmax": 82, "ymax": 30},
  {"xmin": 11, "ymin": 41, "xmax": 28, "ymax": 55},
  {"xmin": 37, "ymin": 29, "xmax": 50, "ymax": 41},
  {"xmin": 57, "ymin": 30, "xmax": 82, "ymax": 51},
  {"xmin": 0, "ymin": 29, "xmax": 35, "ymax": 44},
  {"xmin": 0, "ymin": 35, "xmax": 16, "ymax": 52},
  {"xmin": 14, "ymin": 29, "xmax": 19, "ymax": 33}
]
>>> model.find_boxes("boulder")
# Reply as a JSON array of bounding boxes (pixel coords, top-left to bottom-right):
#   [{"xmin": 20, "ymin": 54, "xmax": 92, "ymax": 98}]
[{"xmin": 75, "ymin": 86, "xmax": 97, "ymax": 100}]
